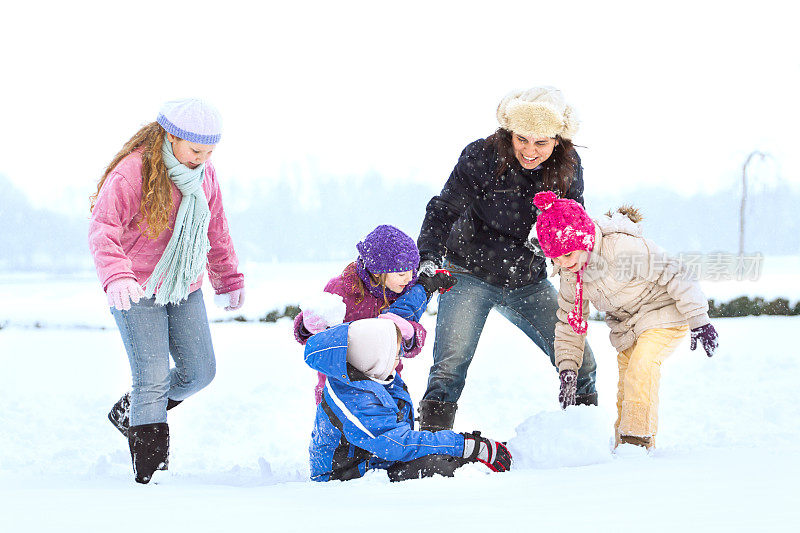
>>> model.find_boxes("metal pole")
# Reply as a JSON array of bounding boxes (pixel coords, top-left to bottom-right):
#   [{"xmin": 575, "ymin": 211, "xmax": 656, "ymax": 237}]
[{"xmin": 740, "ymin": 151, "xmax": 767, "ymax": 256}]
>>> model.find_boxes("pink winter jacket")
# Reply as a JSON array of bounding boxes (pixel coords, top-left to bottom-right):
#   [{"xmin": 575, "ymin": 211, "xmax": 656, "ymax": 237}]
[{"xmin": 88, "ymin": 150, "xmax": 244, "ymax": 296}]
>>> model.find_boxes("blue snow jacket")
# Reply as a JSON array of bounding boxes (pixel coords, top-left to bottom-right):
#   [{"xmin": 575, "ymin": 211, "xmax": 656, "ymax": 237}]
[
  {"xmin": 305, "ymin": 322, "xmax": 465, "ymax": 481},
  {"xmin": 381, "ymin": 283, "xmax": 428, "ymax": 323}
]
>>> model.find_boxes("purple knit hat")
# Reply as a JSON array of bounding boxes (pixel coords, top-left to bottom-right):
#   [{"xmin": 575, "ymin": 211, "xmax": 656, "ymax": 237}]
[{"xmin": 355, "ymin": 225, "xmax": 420, "ymax": 300}]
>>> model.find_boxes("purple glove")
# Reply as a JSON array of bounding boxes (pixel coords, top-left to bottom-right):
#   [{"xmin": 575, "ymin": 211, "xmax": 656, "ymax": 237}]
[
  {"xmin": 378, "ymin": 312, "xmax": 414, "ymax": 341},
  {"xmin": 302, "ymin": 309, "xmax": 328, "ymax": 335},
  {"xmin": 106, "ymin": 278, "xmax": 145, "ymax": 311},
  {"xmin": 558, "ymin": 369, "xmax": 577, "ymax": 409},
  {"xmin": 690, "ymin": 323, "xmax": 718, "ymax": 357}
]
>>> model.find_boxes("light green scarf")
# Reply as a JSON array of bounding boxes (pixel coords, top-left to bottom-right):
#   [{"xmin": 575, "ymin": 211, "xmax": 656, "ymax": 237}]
[{"xmin": 144, "ymin": 138, "xmax": 211, "ymax": 305}]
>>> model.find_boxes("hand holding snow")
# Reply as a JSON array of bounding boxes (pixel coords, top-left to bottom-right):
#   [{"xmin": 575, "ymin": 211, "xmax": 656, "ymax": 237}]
[
  {"xmin": 214, "ymin": 288, "xmax": 246, "ymax": 311},
  {"xmin": 300, "ymin": 292, "xmax": 346, "ymax": 333}
]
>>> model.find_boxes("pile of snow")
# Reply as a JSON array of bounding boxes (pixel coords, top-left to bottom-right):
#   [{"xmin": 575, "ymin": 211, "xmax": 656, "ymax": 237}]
[{"xmin": 508, "ymin": 406, "xmax": 614, "ymax": 469}]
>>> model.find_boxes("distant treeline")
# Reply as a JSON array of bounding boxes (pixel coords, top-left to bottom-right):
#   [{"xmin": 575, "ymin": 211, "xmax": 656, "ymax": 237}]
[
  {"xmin": 1, "ymin": 296, "xmax": 794, "ymax": 332},
  {"xmin": 707, "ymin": 296, "xmax": 799, "ymax": 317},
  {"xmin": 211, "ymin": 295, "xmax": 800, "ymax": 325}
]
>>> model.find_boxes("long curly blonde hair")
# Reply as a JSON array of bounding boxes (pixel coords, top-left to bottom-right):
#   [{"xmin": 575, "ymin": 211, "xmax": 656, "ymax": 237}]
[{"xmin": 90, "ymin": 122, "xmax": 173, "ymax": 238}]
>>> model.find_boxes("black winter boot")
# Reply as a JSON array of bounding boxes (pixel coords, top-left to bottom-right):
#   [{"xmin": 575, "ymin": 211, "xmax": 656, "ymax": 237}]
[
  {"xmin": 575, "ymin": 392, "xmax": 598, "ymax": 406},
  {"xmin": 109, "ymin": 392, "xmax": 182, "ymax": 438},
  {"xmin": 418, "ymin": 400, "xmax": 458, "ymax": 432},
  {"xmin": 128, "ymin": 423, "xmax": 170, "ymax": 484},
  {"xmin": 108, "ymin": 393, "xmax": 131, "ymax": 438}
]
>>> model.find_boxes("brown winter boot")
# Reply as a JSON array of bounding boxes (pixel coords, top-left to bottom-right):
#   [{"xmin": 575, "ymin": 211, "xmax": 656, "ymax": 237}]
[{"xmin": 619, "ymin": 435, "xmax": 653, "ymax": 449}]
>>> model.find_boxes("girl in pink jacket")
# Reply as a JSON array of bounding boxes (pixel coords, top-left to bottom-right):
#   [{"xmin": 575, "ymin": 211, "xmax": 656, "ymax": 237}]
[{"xmin": 88, "ymin": 99, "xmax": 244, "ymax": 484}]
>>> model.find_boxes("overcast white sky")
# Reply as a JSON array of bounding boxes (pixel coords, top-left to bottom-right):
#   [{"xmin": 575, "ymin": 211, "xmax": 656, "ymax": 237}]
[{"xmin": 0, "ymin": 0, "xmax": 797, "ymax": 214}]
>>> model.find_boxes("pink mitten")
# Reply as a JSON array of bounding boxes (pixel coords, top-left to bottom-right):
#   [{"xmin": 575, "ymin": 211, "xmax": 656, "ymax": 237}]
[
  {"xmin": 378, "ymin": 312, "xmax": 414, "ymax": 340},
  {"xmin": 302, "ymin": 309, "xmax": 329, "ymax": 334},
  {"xmin": 314, "ymin": 372, "xmax": 327, "ymax": 405},
  {"xmin": 222, "ymin": 288, "xmax": 245, "ymax": 311},
  {"xmin": 106, "ymin": 278, "xmax": 145, "ymax": 311}
]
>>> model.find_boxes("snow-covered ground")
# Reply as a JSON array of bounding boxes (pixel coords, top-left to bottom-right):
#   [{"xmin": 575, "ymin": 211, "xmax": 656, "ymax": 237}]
[{"xmin": 1, "ymin": 259, "xmax": 799, "ymax": 532}]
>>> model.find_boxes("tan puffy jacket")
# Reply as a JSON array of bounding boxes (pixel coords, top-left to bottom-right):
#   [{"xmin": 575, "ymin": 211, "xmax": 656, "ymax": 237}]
[{"xmin": 553, "ymin": 212, "xmax": 710, "ymax": 372}]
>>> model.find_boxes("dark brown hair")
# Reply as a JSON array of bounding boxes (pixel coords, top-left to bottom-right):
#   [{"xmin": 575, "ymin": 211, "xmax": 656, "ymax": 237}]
[
  {"xmin": 90, "ymin": 122, "xmax": 173, "ymax": 238},
  {"xmin": 485, "ymin": 128, "xmax": 579, "ymax": 197}
]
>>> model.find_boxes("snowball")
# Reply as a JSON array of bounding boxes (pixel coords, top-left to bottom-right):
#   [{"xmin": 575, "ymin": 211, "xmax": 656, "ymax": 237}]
[
  {"xmin": 299, "ymin": 292, "xmax": 346, "ymax": 326},
  {"xmin": 214, "ymin": 292, "xmax": 231, "ymax": 308},
  {"xmin": 507, "ymin": 406, "xmax": 614, "ymax": 469}
]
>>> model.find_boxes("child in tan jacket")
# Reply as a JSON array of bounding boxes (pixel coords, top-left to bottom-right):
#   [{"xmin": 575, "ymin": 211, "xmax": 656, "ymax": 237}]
[{"xmin": 532, "ymin": 191, "xmax": 718, "ymax": 450}]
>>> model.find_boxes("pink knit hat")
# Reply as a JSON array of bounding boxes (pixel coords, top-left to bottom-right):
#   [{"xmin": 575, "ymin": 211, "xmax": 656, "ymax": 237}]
[{"xmin": 533, "ymin": 191, "xmax": 595, "ymax": 334}]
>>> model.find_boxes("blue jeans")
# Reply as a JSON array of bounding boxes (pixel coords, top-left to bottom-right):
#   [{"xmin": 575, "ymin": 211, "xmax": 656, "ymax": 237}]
[
  {"xmin": 423, "ymin": 271, "xmax": 597, "ymax": 403},
  {"xmin": 111, "ymin": 288, "xmax": 216, "ymax": 426}
]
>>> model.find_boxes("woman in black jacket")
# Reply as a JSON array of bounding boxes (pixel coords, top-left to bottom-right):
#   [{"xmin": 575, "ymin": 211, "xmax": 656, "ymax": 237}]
[{"xmin": 416, "ymin": 87, "xmax": 597, "ymax": 431}]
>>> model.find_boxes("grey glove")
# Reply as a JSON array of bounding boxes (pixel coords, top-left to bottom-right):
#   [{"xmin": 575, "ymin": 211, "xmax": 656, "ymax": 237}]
[{"xmin": 418, "ymin": 260, "xmax": 438, "ymax": 278}]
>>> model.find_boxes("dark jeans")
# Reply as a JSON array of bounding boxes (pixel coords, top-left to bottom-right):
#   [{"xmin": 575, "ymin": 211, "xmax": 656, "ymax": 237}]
[
  {"xmin": 423, "ymin": 270, "xmax": 596, "ymax": 403},
  {"xmin": 386, "ymin": 454, "xmax": 466, "ymax": 482}
]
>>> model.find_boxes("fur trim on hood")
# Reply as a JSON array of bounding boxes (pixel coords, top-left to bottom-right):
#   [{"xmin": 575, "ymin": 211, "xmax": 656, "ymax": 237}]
[{"xmin": 596, "ymin": 206, "xmax": 643, "ymax": 237}]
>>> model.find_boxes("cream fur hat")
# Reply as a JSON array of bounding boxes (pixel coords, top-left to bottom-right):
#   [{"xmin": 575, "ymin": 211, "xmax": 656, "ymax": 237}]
[
  {"xmin": 496, "ymin": 86, "xmax": 579, "ymax": 140},
  {"xmin": 346, "ymin": 319, "xmax": 399, "ymax": 381}
]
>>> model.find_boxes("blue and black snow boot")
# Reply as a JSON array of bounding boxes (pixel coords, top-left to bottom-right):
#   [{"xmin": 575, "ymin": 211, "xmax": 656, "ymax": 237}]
[{"xmin": 387, "ymin": 454, "xmax": 468, "ymax": 482}]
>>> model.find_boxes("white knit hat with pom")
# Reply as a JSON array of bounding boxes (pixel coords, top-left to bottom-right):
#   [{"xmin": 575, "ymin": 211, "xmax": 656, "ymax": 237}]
[{"xmin": 496, "ymin": 86, "xmax": 579, "ymax": 140}]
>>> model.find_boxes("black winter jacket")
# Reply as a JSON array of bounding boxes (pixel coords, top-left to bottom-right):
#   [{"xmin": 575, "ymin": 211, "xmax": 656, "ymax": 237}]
[{"xmin": 417, "ymin": 138, "xmax": 585, "ymax": 288}]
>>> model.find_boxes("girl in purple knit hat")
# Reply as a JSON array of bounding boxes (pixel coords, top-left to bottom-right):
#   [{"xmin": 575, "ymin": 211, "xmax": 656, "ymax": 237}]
[
  {"xmin": 533, "ymin": 191, "xmax": 718, "ymax": 451},
  {"xmin": 293, "ymin": 225, "xmax": 456, "ymax": 403}
]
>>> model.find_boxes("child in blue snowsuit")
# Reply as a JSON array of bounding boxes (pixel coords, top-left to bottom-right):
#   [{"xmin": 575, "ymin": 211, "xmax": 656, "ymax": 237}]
[{"xmin": 304, "ymin": 283, "xmax": 512, "ymax": 482}]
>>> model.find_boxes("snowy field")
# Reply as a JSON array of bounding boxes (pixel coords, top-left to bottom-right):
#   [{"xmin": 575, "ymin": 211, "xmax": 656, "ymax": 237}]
[{"xmin": 1, "ymin": 258, "xmax": 799, "ymax": 532}]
